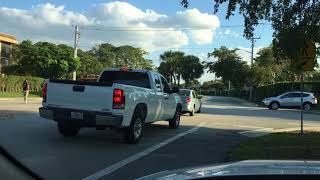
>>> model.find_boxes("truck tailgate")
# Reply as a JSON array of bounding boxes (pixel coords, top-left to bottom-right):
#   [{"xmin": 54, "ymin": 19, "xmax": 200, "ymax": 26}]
[{"xmin": 46, "ymin": 81, "xmax": 113, "ymax": 112}]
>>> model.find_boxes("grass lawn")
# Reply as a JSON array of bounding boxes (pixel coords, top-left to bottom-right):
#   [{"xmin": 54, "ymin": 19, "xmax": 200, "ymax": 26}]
[
  {"xmin": 229, "ymin": 131, "xmax": 320, "ymax": 161},
  {"xmin": 0, "ymin": 91, "xmax": 41, "ymax": 98}
]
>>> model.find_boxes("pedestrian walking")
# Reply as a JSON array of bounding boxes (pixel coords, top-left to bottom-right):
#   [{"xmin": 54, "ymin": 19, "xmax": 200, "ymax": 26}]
[{"xmin": 23, "ymin": 80, "xmax": 30, "ymax": 104}]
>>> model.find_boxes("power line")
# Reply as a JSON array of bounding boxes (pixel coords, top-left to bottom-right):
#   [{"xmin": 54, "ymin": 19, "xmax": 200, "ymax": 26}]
[
  {"xmin": 79, "ymin": 23, "xmax": 271, "ymax": 31},
  {"xmin": 79, "ymin": 25, "xmax": 240, "ymax": 31}
]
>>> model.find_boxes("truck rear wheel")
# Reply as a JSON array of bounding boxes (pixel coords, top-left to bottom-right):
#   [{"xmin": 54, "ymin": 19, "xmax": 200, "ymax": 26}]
[
  {"xmin": 126, "ymin": 106, "xmax": 146, "ymax": 144},
  {"xmin": 169, "ymin": 108, "xmax": 181, "ymax": 129},
  {"xmin": 57, "ymin": 120, "xmax": 80, "ymax": 137}
]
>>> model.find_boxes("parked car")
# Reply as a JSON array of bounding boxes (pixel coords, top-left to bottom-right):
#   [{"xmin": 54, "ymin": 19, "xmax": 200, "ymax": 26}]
[
  {"xmin": 178, "ymin": 89, "xmax": 202, "ymax": 116},
  {"xmin": 262, "ymin": 91, "xmax": 317, "ymax": 111},
  {"xmin": 39, "ymin": 68, "xmax": 182, "ymax": 144}
]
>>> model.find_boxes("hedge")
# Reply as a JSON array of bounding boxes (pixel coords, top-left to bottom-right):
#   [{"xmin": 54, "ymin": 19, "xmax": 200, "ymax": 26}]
[
  {"xmin": 227, "ymin": 82, "xmax": 320, "ymax": 103},
  {"xmin": 0, "ymin": 75, "xmax": 45, "ymax": 92},
  {"xmin": 252, "ymin": 82, "xmax": 320, "ymax": 102}
]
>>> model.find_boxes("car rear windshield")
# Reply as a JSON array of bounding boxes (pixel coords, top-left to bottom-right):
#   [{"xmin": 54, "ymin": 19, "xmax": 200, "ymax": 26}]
[
  {"xmin": 179, "ymin": 90, "xmax": 190, "ymax": 96},
  {"xmin": 99, "ymin": 71, "xmax": 151, "ymax": 89}
]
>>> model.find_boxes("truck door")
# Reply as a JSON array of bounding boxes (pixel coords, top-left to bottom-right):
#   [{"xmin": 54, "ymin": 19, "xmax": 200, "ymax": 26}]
[
  {"xmin": 146, "ymin": 73, "xmax": 164, "ymax": 122},
  {"xmin": 160, "ymin": 76, "xmax": 176, "ymax": 120}
]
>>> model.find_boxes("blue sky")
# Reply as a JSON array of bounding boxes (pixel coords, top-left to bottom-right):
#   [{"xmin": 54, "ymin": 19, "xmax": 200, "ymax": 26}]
[{"xmin": 0, "ymin": 0, "xmax": 274, "ymax": 82}]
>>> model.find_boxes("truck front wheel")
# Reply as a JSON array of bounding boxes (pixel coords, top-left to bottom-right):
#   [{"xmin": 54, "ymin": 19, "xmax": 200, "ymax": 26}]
[
  {"xmin": 57, "ymin": 120, "xmax": 80, "ymax": 137},
  {"xmin": 169, "ymin": 108, "xmax": 181, "ymax": 129}
]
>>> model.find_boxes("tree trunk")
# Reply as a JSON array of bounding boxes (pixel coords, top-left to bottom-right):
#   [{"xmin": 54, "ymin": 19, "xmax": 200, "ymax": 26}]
[
  {"xmin": 185, "ymin": 79, "xmax": 189, "ymax": 88},
  {"xmin": 177, "ymin": 74, "xmax": 181, "ymax": 88},
  {"xmin": 290, "ymin": 72, "xmax": 295, "ymax": 91},
  {"xmin": 172, "ymin": 75, "xmax": 176, "ymax": 85}
]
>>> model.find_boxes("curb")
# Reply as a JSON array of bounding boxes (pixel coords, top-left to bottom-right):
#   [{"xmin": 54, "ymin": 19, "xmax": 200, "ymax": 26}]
[{"xmin": 0, "ymin": 98, "xmax": 42, "ymax": 101}]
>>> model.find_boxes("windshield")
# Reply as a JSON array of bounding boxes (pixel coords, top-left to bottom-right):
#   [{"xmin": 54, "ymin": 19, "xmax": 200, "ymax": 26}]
[
  {"xmin": 178, "ymin": 90, "xmax": 191, "ymax": 97},
  {"xmin": 1, "ymin": 0, "xmax": 320, "ymax": 180}
]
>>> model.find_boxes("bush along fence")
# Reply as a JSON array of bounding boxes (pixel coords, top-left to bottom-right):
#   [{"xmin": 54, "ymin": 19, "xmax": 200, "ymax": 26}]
[
  {"xmin": 228, "ymin": 82, "xmax": 320, "ymax": 103},
  {"xmin": 0, "ymin": 75, "xmax": 44, "ymax": 92}
]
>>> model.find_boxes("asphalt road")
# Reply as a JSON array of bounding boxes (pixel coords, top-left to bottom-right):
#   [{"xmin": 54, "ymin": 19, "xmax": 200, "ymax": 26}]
[{"xmin": 1, "ymin": 96, "xmax": 320, "ymax": 180}]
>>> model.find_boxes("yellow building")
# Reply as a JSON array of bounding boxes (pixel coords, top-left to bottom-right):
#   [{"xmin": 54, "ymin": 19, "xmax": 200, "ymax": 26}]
[{"xmin": 0, "ymin": 32, "xmax": 18, "ymax": 74}]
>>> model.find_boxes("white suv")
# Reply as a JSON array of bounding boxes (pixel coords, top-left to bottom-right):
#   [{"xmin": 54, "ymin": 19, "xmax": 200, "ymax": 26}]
[{"xmin": 262, "ymin": 91, "xmax": 317, "ymax": 111}]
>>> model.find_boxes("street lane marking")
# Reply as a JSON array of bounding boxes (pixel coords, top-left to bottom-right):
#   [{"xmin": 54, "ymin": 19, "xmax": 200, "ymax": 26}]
[
  {"xmin": 239, "ymin": 128, "xmax": 273, "ymax": 134},
  {"xmin": 212, "ymin": 123, "xmax": 265, "ymax": 129},
  {"xmin": 82, "ymin": 122, "xmax": 206, "ymax": 180}
]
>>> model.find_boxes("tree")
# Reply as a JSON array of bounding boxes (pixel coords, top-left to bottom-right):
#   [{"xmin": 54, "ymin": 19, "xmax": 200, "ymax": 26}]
[
  {"xmin": 89, "ymin": 43, "xmax": 116, "ymax": 67},
  {"xmin": 159, "ymin": 51, "xmax": 185, "ymax": 86},
  {"xmin": 90, "ymin": 44, "xmax": 154, "ymax": 70},
  {"xmin": 206, "ymin": 46, "xmax": 250, "ymax": 89},
  {"xmin": 180, "ymin": 55, "xmax": 204, "ymax": 87},
  {"xmin": 253, "ymin": 46, "xmax": 287, "ymax": 85},
  {"xmin": 77, "ymin": 49, "xmax": 103, "ymax": 78},
  {"xmin": 201, "ymin": 80, "xmax": 226, "ymax": 92},
  {"xmin": 158, "ymin": 61, "xmax": 172, "ymax": 81},
  {"xmin": 181, "ymin": 0, "xmax": 319, "ymax": 70},
  {"xmin": 9, "ymin": 41, "xmax": 79, "ymax": 79}
]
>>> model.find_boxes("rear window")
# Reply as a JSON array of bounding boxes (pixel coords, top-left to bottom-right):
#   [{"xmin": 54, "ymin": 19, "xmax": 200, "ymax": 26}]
[
  {"xmin": 99, "ymin": 71, "xmax": 151, "ymax": 89},
  {"xmin": 303, "ymin": 93, "xmax": 310, "ymax": 97},
  {"xmin": 179, "ymin": 90, "xmax": 190, "ymax": 96}
]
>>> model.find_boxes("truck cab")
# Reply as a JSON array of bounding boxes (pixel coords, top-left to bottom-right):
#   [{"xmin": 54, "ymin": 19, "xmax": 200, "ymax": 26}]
[{"xmin": 39, "ymin": 68, "xmax": 182, "ymax": 143}]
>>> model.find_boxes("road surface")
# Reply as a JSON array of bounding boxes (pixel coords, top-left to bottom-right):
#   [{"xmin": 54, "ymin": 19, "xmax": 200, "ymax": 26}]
[{"xmin": 0, "ymin": 96, "xmax": 320, "ymax": 180}]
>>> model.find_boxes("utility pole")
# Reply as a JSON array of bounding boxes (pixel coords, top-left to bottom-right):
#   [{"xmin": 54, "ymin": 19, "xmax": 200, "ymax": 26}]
[
  {"xmin": 73, "ymin": 25, "xmax": 80, "ymax": 80},
  {"xmin": 249, "ymin": 37, "xmax": 260, "ymax": 101},
  {"xmin": 250, "ymin": 37, "xmax": 260, "ymax": 66}
]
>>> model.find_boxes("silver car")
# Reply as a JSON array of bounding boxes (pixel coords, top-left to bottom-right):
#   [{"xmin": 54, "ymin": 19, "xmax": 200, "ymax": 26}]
[
  {"xmin": 178, "ymin": 89, "xmax": 202, "ymax": 116},
  {"xmin": 262, "ymin": 91, "xmax": 317, "ymax": 111}
]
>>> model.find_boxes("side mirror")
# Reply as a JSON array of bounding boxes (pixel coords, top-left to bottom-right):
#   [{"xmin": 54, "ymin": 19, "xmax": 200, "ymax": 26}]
[{"xmin": 171, "ymin": 87, "xmax": 179, "ymax": 94}]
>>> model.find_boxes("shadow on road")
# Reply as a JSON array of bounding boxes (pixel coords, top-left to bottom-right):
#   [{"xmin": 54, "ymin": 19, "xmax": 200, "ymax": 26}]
[{"xmin": 0, "ymin": 109, "xmax": 247, "ymax": 180}]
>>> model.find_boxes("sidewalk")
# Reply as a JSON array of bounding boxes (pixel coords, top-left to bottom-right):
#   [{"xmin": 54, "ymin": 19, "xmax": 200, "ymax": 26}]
[{"xmin": 0, "ymin": 97, "xmax": 42, "ymax": 101}]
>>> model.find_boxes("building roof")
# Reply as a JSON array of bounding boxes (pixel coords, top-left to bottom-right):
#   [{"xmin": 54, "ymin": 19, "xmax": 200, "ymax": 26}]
[{"xmin": 0, "ymin": 32, "xmax": 18, "ymax": 45}]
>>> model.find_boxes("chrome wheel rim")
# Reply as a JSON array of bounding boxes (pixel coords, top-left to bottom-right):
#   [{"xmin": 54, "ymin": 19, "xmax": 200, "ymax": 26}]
[{"xmin": 134, "ymin": 118, "xmax": 142, "ymax": 138}]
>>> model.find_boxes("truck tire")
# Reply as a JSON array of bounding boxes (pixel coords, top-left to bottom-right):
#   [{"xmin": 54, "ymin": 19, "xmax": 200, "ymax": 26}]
[
  {"xmin": 57, "ymin": 120, "xmax": 80, "ymax": 137},
  {"xmin": 126, "ymin": 106, "xmax": 146, "ymax": 144},
  {"xmin": 169, "ymin": 108, "xmax": 181, "ymax": 129}
]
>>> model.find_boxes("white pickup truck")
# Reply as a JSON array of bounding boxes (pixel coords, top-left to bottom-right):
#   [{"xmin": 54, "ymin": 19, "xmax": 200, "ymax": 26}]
[{"xmin": 39, "ymin": 68, "xmax": 182, "ymax": 143}]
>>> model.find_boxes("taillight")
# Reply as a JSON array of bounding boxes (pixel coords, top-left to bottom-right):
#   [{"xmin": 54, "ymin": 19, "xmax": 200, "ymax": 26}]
[
  {"xmin": 113, "ymin": 89, "xmax": 125, "ymax": 109},
  {"xmin": 42, "ymin": 83, "xmax": 47, "ymax": 102},
  {"xmin": 186, "ymin": 97, "xmax": 191, "ymax": 104}
]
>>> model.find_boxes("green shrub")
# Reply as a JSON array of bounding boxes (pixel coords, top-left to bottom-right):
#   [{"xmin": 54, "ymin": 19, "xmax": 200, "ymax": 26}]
[
  {"xmin": 252, "ymin": 82, "xmax": 320, "ymax": 102},
  {"xmin": 0, "ymin": 75, "xmax": 44, "ymax": 92}
]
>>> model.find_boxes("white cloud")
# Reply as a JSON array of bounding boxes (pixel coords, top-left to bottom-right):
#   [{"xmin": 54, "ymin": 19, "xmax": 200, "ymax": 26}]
[
  {"xmin": 217, "ymin": 28, "xmax": 239, "ymax": 38},
  {"xmin": 0, "ymin": 1, "xmax": 220, "ymax": 51},
  {"xmin": 195, "ymin": 52, "xmax": 216, "ymax": 83},
  {"xmin": 236, "ymin": 47, "xmax": 262, "ymax": 65}
]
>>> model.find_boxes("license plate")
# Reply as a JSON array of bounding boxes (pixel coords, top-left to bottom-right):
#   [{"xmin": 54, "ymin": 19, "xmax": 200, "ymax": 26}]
[{"xmin": 71, "ymin": 112, "xmax": 83, "ymax": 119}]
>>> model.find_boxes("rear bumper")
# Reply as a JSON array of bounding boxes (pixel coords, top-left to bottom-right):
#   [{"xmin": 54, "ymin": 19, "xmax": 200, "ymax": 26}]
[
  {"xmin": 39, "ymin": 107, "xmax": 123, "ymax": 127},
  {"xmin": 182, "ymin": 103, "xmax": 193, "ymax": 113}
]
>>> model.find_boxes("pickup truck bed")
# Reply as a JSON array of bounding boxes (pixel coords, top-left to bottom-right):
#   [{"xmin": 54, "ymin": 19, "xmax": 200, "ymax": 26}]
[{"xmin": 39, "ymin": 68, "xmax": 182, "ymax": 144}]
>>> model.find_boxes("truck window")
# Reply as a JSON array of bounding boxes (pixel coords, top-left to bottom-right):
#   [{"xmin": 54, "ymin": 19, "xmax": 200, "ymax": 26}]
[
  {"xmin": 160, "ymin": 76, "xmax": 170, "ymax": 93},
  {"xmin": 152, "ymin": 74, "xmax": 162, "ymax": 92},
  {"xmin": 99, "ymin": 71, "xmax": 151, "ymax": 89}
]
